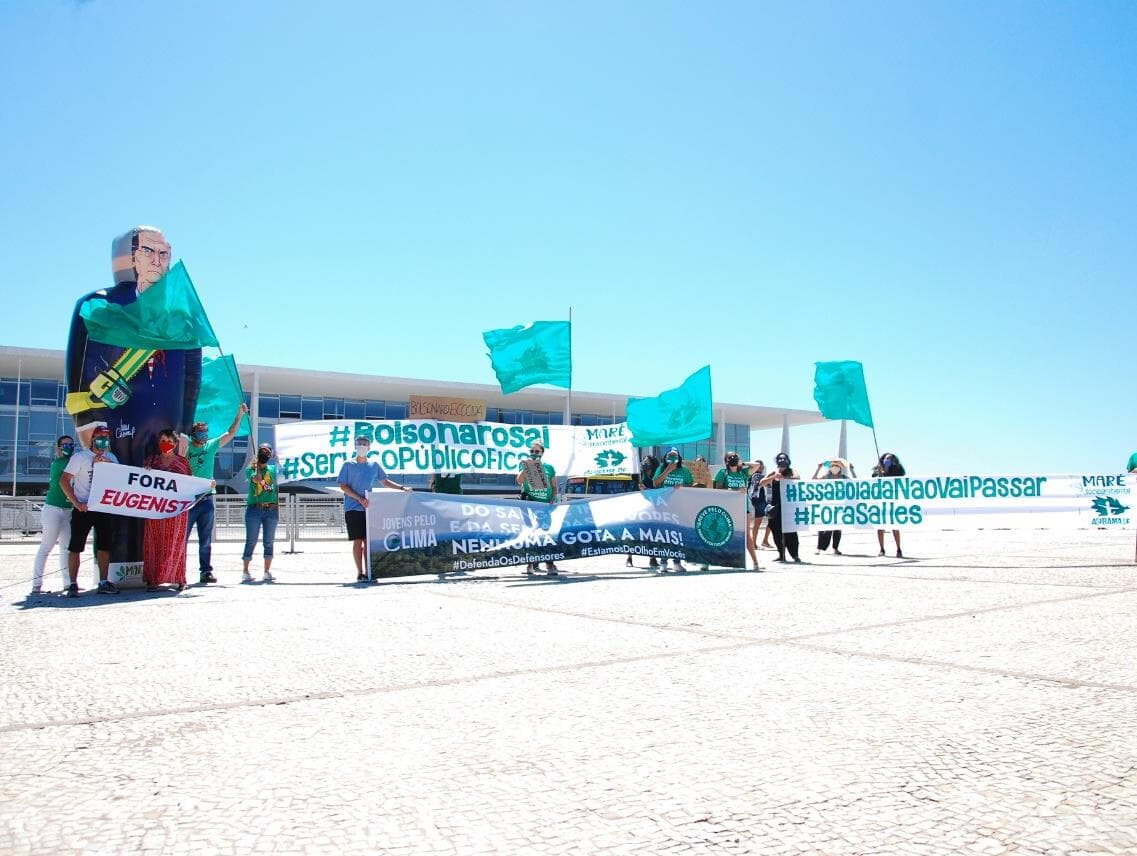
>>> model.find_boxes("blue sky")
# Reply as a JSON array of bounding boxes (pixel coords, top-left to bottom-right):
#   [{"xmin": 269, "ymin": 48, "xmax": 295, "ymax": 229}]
[{"xmin": 1, "ymin": 0, "xmax": 1134, "ymax": 475}]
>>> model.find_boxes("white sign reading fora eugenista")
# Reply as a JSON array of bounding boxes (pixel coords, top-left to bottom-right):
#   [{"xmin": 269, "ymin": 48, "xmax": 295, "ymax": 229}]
[
  {"xmin": 780, "ymin": 473, "xmax": 1134, "ymax": 532},
  {"xmin": 273, "ymin": 419, "xmax": 639, "ymax": 483}
]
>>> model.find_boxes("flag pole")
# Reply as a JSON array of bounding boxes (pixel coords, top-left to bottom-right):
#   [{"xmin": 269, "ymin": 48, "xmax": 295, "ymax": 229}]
[
  {"xmin": 566, "ymin": 306, "xmax": 573, "ymax": 428},
  {"xmin": 861, "ymin": 366, "xmax": 881, "ymax": 462}
]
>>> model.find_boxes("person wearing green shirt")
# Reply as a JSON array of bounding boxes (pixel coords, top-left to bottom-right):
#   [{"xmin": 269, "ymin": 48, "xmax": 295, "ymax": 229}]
[
  {"xmin": 653, "ymin": 448, "xmax": 693, "ymax": 571},
  {"xmin": 31, "ymin": 435, "xmax": 75, "ymax": 596},
  {"xmin": 711, "ymin": 451, "xmax": 752, "ymax": 571},
  {"xmin": 243, "ymin": 442, "xmax": 280, "ymax": 583},
  {"xmin": 515, "ymin": 440, "xmax": 559, "ymax": 576},
  {"xmin": 430, "ymin": 473, "xmax": 463, "ymax": 495},
  {"xmin": 184, "ymin": 402, "xmax": 248, "ymax": 584}
]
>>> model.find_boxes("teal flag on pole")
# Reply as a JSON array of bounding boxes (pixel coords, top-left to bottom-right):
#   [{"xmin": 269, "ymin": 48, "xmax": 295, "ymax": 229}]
[
  {"xmin": 626, "ymin": 365, "xmax": 713, "ymax": 446},
  {"xmin": 482, "ymin": 321, "xmax": 572, "ymax": 395},
  {"xmin": 78, "ymin": 261, "xmax": 219, "ymax": 349},
  {"xmin": 194, "ymin": 351, "xmax": 250, "ymax": 437},
  {"xmin": 812, "ymin": 361, "xmax": 874, "ymax": 428}
]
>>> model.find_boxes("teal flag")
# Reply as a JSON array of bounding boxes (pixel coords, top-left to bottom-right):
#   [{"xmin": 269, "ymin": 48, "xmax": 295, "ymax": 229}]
[
  {"xmin": 79, "ymin": 261, "xmax": 219, "ymax": 349},
  {"xmin": 626, "ymin": 366, "xmax": 713, "ymax": 447},
  {"xmin": 482, "ymin": 321, "xmax": 572, "ymax": 395},
  {"xmin": 194, "ymin": 351, "xmax": 250, "ymax": 437},
  {"xmin": 813, "ymin": 360, "xmax": 874, "ymax": 428}
]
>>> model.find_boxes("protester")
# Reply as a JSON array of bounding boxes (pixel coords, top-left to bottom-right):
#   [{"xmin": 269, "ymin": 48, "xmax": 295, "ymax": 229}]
[
  {"xmin": 59, "ymin": 423, "xmax": 120, "ymax": 597},
  {"xmin": 243, "ymin": 443, "xmax": 279, "ymax": 583},
  {"xmin": 339, "ymin": 436, "xmax": 410, "ymax": 582},
  {"xmin": 760, "ymin": 452, "xmax": 801, "ymax": 563},
  {"xmin": 653, "ymin": 448, "xmax": 693, "ymax": 572},
  {"xmin": 430, "ymin": 472, "xmax": 463, "ymax": 495},
  {"xmin": 516, "ymin": 440, "xmax": 560, "ymax": 575},
  {"xmin": 31, "ymin": 436, "xmax": 75, "ymax": 595},
  {"xmin": 143, "ymin": 428, "xmax": 192, "ymax": 593},
  {"xmin": 812, "ymin": 458, "xmax": 852, "ymax": 556},
  {"xmin": 746, "ymin": 460, "xmax": 767, "ymax": 568},
  {"xmin": 633, "ymin": 454, "xmax": 661, "ymax": 569},
  {"xmin": 1128, "ymin": 449, "xmax": 1137, "ymax": 474},
  {"xmin": 691, "ymin": 455, "xmax": 711, "ymax": 488},
  {"xmin": 710, "ymin": 451, "xmax": 752, "ymax": 571},
  {"xmin": 873, "ymin": 452, "xmax": 906, "ymax": 557},
  {"xmin": 184, "ymin": 403, "xmax": 248, "ymax": 584}
]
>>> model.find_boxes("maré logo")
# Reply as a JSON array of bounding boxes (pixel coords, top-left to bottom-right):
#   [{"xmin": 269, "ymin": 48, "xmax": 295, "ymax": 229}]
[
  {"xmin": 1091, "ymin": 496, "xmax": 1130, "ymax": 516},
  {"xmin": 1083, "ymin": 475, "xmax": 1125, "ymax": 487},
  {"xmin": 594, "ymin": 450, "xmax": 626, "ymax": 468}
]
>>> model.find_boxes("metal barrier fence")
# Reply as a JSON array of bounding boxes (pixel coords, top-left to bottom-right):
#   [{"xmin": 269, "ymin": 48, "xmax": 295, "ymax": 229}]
[{"xmin": 0, "ymin": 497, "xmax": 45, "ymax": 539}]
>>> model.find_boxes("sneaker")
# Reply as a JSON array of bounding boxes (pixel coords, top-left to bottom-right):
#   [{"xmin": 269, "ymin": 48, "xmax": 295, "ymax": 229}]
[
  {"xmin": 29, "ymin": 587, "xmax": 42, "ymax": 596},
  {"xmin": 262, "ymin": 572, "xmax": 275, "ymax": 583},
  {"xmin": 649, "ymin": 558, "xmax": 659, "ymax": 569},
  {"xmin": 199, "ymin": 572, "xmax": 217, "ymax": 584},
  {"xmin": 792, "ymin": 557, "xmax": 803, "ymax": 564},
  {"xmin": 833, "ymin": 549, "xmax": 842, "ymax": 556},
  {"xmin": 625, "ymin": 556, "xmax": 633, "ymax": 567},
  {"xmin": 97, "ymin": 580, "xmax": 119, "ymax": 595},
  {"xmin": 241, "ymin": 571, "xmax": 254, "ymax": 583},
  {"xmin": 357, "ymin": 573, "xmax": 367, "ymax": 582},
  {"xmin": 699, "ymin": 563, "xmax": 709, "ymax": 571},
  {"xmin": 896, "ymin": 549, "xmax": 903, "ymax": 558},
  {"xmin": 546, "ymin": 565, "xmax": 559, "ymax": 577},
  {"xmin": 659, "ymin": 563, "xmax": 672, "ymax": 573},
  {"xmin": 773, "ymin": 557, "xmax": 785, "ymax": 563},
  {"xmin": 674, "ymin": 562, "xmax": 687, "ymax": 572},
  {"xmin": 67, "ymin": 583, "xmax": 79, "ymax": 598}
]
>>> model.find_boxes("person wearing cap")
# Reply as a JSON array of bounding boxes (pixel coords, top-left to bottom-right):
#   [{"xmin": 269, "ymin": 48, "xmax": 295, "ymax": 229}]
[
  {"xmin": 183, "ymin": 402, "xmax": 248, "ymax": 584},
  {"xmin": 812, "ymin": 457, "xmax": 855, "ymax": 556},
  {"xmin": 338, "ymin": 436, "xmax": 410, "ymax": 582},
  {"xmin": 653, "ymin": 448, "xmax": 694, "ymax": 572},
  {"xmin": 713, "ymin": 451, "xmax": 755, "ymax": 571},
  {"xmin": 243, "ymin": 442, "xmax": 280, "ymax": 583},
  {"xmin": 759, "ymin": 452, "xmax": 802, "ymax": 563},
  {"xmin": 58, "ymin": 423, "xmax": 121, "ymax": 596},
  {"xmin": 515, "ymin": 441, "xmax": 560, "ymax": 576}
]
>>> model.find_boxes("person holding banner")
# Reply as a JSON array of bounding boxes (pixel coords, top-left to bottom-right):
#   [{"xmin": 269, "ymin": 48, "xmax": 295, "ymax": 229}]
[
  {"xmin": 339, "ymin": 436, "xmax": 410, "ymax": 582},
  {"xmin": 812, "ymin": 458, "xmax": 853, "ymax": 556},
  {"xmin": 653, "ymin": 448, "xmax": 694, "ymax": 572},
  {"xmin": 184, "ymin": 403, "xmax": 248, "ymax": 584},
  {"xmin": 31, "ymin": 435, "xmax": 75, "ymax": 596},
  {"xmin": 142, "ymin": 428, "xmax": 192, "ymax": 593},
  {"xmin": 243, "ymin": 443, "xmax": 279, "ymax": 583},
  {"xmin": 872, "ymin": 452, "xmax": 906, "ymax": 557},
  {"xmin": 59, "ymin": 423, "xmax": 121, "ymax": 597},
  {"xmin": 516, "ymin": 441, "xmax": 560, "ymax": 575},
  {"xmin": 759, "ymin": 452, "xmax": 801, "ymax": 564},
  {"xmin": 714, "ymin": 452, "xmax": 755, "ymax": 570}
]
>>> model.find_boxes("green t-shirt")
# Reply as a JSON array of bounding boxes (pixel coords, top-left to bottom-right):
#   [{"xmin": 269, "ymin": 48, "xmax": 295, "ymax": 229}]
[
  {"xmin": 186, "ymin": 437, "xmax": 222, "ymax": 488},
  {"xmin": 520, "ymin": 461, "xmax": 557, "ymax": 502},
  {"xmin": 654, "ymin": 464, "xmax": 694, "ymax": 487},
  {"xmin": 1128, "ymin": 452, "xmax": 1137, "ymax": 473},
  {"xmin": 432, "ymin": 473, "xmax": 463, "ymax": 494},
  {"xmin": 246, "ymin": 463, "xmax": 279, "ymax": 505},
  {"xmin": 44, "ymin": 456, "xmax": 73, "ymax": 509},
  {"xmin": 713, "ymin": 466, "xmax": 750, "ymax": 490}
]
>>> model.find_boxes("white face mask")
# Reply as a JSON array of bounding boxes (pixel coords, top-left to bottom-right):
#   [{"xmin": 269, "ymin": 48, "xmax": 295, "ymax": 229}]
[
  {"xmin": 355, "ymin": 445, "xmax": 369, "ymax": 457},
  {"xmin": 829, "ymin": 466, "xmax": 842, "ymax": 475}
]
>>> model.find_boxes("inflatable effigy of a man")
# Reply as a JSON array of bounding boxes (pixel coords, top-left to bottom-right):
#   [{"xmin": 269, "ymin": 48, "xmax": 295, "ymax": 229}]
[{"xmin": 65, "ymin": 226, "xmax": 202, "ymax": 574}]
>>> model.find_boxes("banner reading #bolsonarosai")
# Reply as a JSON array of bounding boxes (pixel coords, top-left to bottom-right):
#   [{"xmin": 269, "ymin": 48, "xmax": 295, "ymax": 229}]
[
  {"xmin": 273, "ymin": 419, "xmax": 637, "ymax": 483},
  {"xmin": 364, "ymin": 488, "xmax": 746, "ymax": 577},
  {"xmin": 780, "ymin": 473, "xmax": 1134, "ymax": 532}
]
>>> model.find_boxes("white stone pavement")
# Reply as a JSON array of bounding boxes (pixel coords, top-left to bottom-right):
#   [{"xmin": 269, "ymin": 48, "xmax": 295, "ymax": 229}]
[{"xmin": 1, "ymin": 527, "xmax": 1135, "ymax": 855}]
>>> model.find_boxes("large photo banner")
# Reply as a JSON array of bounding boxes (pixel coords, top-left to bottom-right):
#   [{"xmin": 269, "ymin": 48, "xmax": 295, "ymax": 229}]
[
  {"xmin": 274, "ymin": 419, "xmax": 637, "ymax": 482},
  {"xmin": 781, "ymin": 473, "xmax": 1134, "ymax": 532},
  {"xmin": 365, "ymin": 488, "xmax": 746, "ymax": 577},
  {"xmin": 88, "ymin": 461, "xmax": 213, "ymax": 519}
]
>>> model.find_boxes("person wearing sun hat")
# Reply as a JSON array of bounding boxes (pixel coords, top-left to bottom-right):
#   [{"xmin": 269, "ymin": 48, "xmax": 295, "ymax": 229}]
[{"xmin": 58, "ymin": 422, "xmax": 121, "ymax": 597}]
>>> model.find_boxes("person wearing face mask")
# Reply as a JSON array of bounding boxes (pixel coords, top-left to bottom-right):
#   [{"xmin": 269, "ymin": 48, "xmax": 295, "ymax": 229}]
[
  {"xmin": 30, "ymin": 435, "xmax": 76, "ymax": 596},
  {"xmin": 746, "ymin": 460, "xmax": 768, "ymax": 568},
  {"xmin": 339, "ymin": 436, "xmax": 410, "ymax": 582},
  {"xmin": 59, "ymin": 423, "xmax": 121, "ymax": 597},
  {"xmin": 812, "ymin": 458, "xmax": 854, "ymax": 556},
  {"xmin": 653, "ymin": 448, "xmax": 693, "ymax": 572},
  {"xmin": 243, "ymin": 443, "xmax": 280, "ymax": 583},
  {"xmin": 142, "ymin": 428, "xmax": 192, "ymax": 592},
  {"xmin": 872, "ymin": 452, "xmax": 906, "ymax": 557},
  {"xmin": 759, "ymin": 452, "xmax": 801, "ymax": 563},
  {"xmin": 183, "ymin": 403, "xmax": 248, "ymax": 584},
  {"xmin": 631, "ymin": 454, "xmax": 661, "ymax": 569},
  {"xmin": 516, "ymin": 441, "xmax": 560, "ymax": 575},
  {"xmin": 711, "ymin": 451, "xmax": 752, "ymax": 571}
]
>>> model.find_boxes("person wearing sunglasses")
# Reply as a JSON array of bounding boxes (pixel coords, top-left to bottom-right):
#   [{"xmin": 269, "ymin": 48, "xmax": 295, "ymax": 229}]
[{"xmin": 872, "ymin": 452, "xmax": 907, "ymax": 557}]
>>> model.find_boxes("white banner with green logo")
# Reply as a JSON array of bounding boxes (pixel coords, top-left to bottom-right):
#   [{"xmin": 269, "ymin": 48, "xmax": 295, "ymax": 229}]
[
  {"xmin": 780, "ymin": 473, "xmax": 1134, "ymax": 532},
  {"xmin": 364, "ymin": 487, "xmax": 746, "ymax": 577},
  {"xmin": 273, "ymin": 419, "xmax": 637, "ymax": 483}
]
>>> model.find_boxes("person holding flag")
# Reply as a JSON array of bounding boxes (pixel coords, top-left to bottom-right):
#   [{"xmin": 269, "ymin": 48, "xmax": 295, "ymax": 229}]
[{"xmin": 184, "ymin": 403, "xmax": 249, "ymax": 584}]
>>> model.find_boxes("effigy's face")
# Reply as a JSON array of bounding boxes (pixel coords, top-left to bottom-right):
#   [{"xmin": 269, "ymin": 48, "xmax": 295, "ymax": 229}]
[{"xmin": 133, "ymin": 230, "xmax": 171, "ymax": 288}]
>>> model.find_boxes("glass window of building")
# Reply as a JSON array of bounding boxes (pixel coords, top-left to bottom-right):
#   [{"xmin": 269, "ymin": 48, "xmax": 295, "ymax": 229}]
[
  {"xmin": 323, "ymin": 398, "xmax": 344, "ymax": 419},
  {"xmin": 345, "ymin": 399, "xmax": 365, "ymax": 419},
  {"xmin": 30, "ymin": 380, "xmax": 59, "ymax": 406},
  {"xmin": 29, "ymin": 410, "xmax": 57, "ymax": 439},
  {"xmin": 365, "ymin": 400, "xmax": 386, "ymax": 419},
  {"xmin": 385, "ymin": 402, "xmax": 408, "ymax": 419},
  {"xmin": 279, "ymin": 395, "xmax": 301, "ymax": 419},
  {"xmin": 1, "ymin": 380, "xmax": 30, "ymax": 407},
  {"xmin": 258, "ymin": 395, "xmax": 280, "ymax": 419},
  {"xmin": 301, "ymin": 397, "xmax": 323, "ymax": 421}
]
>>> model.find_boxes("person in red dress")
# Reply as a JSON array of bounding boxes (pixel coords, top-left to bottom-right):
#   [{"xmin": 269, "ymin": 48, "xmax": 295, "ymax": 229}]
[{"xmin": 143, "ymin": 427, "xmax": 192, "ymax": 592}]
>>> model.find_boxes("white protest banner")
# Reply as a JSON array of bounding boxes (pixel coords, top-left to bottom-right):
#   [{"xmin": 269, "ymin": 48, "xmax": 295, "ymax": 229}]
[
  {"xmin": 780, "ymin": 473, "xmax": 1134, "ymax": 532},
  {"xmin": 88, "ymin": 461, "xmax": 213, "ymax": 519},
  {"xmin": 364, "ymin": 487, "xmax": 746, "ymax": 577},
  {"xmin": 274, "ymin": 419, "xmax": 637, "ymax": 483}
]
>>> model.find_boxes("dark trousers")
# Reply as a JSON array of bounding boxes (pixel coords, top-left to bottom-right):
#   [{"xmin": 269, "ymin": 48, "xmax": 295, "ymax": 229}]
[
  {"xmin": 817, "ymin": 530, "xmax": 842, "ymax": 552},
  {"xmin": 767, "ymin": 506, "xmax": 799, "ymax": 560}
]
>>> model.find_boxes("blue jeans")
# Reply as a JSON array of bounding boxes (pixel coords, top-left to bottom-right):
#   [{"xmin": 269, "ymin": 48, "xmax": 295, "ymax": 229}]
[
  {"xmin": 186, "ymin": 496, "xmax": 215, "ymax": 576},
  {"xmin": 243, "ymin": 506, "xmax": 278, "ymax": 561}
]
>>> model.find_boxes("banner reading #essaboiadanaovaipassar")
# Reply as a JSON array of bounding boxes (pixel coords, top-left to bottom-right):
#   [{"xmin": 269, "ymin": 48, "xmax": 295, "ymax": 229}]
[
  {"xmin": 274, "ymin": 419, "xmax": 637, "ymax": 483},
  {"xmin": 781, "ymin": 473, "xmax": 1134, "ymax": 532},
  {"xmin": 365, "ymin": 488, "xmax": 746, "ymax": 577}
]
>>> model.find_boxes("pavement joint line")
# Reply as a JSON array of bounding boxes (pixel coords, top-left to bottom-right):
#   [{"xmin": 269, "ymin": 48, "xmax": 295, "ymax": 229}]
[{"xmin": 787, "ymin": 567, "xmax": 1131, "ymax": 589}]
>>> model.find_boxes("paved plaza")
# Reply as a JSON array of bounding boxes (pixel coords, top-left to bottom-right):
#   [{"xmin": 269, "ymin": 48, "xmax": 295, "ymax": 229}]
[{"xmin": 1, "ymin": 527, "xmax": 1135, "ymax": 855}]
